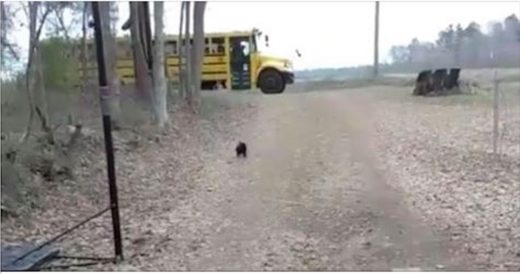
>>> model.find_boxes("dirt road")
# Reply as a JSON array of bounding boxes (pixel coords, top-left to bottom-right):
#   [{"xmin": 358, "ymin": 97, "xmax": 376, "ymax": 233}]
[
  {"xmin": 123, "ymin": 91, "xmax": 472, "ymax": 271},
  {"xmin": 9, "ymin": 88, "xmax": 516, "ymax": 270}
]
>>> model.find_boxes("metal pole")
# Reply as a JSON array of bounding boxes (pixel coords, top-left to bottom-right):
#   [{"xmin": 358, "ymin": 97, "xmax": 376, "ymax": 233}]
[{"xmin": 91, "ymin": 2, "xmax": 123, "ymax": 262}]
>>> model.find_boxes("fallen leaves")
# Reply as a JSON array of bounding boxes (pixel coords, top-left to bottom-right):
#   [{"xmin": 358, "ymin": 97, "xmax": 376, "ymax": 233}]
[
  {"xmin": 2, "ymin": 89, "xmax": 519, "ymax": 271},
  {"xmin": 370, "ymin": 94, "xmax": 520, "ymax": 270}
]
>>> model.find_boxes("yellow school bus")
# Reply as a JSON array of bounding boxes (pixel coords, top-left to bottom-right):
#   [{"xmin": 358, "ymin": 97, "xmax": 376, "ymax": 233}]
[{"xmin": 82, "ymin": 29, "xmax": 294, "ymax": 94}]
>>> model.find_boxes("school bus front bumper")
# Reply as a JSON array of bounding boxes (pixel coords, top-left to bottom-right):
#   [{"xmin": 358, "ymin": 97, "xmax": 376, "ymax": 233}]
[{"xmin": 282, "ymin": 71, "xmax": 295, "ymax": 84}]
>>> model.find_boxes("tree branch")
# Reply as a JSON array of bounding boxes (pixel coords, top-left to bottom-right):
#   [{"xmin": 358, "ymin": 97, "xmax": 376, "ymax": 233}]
[
  {"xmin": 27, "ymin": 4, "xmax": 52, "ymax": 73},
  {"xmin": 0, "ymin": 38, "xmax": 19, "ymax": 61},
  {"xmin": 121, "ymin": 11, "xmax": 133, "ymax": 30},
  {"xmin": 54, "ymin": 8, "xmax": 70, "ymax": 40},
  {"xmin": 21, "ymin": 2, "xmax": 28, "ymax": 19}
]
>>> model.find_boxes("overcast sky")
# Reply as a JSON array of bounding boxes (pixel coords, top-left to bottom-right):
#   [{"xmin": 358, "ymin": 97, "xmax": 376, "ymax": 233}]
[
  {"xmin": 124, "ymin": 1, "xmax": 520, "ymax": 69},
  {"xmin": 8, "ymin": 1, "xmax": 520, "ymax": 71}
]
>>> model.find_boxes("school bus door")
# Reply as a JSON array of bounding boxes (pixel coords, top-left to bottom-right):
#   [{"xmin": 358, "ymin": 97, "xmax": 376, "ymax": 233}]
[{"xmin": 229, "ymin": 36, "xmax": 252, "ymax": 90}]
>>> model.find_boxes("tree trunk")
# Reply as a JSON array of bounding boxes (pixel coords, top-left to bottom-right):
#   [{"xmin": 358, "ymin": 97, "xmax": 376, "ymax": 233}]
[
  {"xmin": 109, "ymin": 2, "xmax": 119, "ymax": 35},
  {"xmin": 153, "ymin": 1, "xmax": 168, "ymax": 128},
  {"xmin": 191, "ymin": 2, "xmax": 206, "ymax": 109},
  {"xmin": 22, "ymin": 2, "xmax": 37, "ymax": 143},
  {"xmin": 81, "ymin": 2, "xmax": 88, "ymax": 91},
  {"xmin": 129, "ymin": 2, "xmax": 152, "ymax": 103},
  {"xmin": 184, "ymin": 1, "xmax": 192, "ymax": 104},
  {"xmin": 35, "ymin": 44, "xmax": 52, "ymax": 143},
  {"xmin": 177, "ymin": 2, "xmax": 185, "ymax": 99},
  {"xmin": 139, "ymin": 2, "xmax": 152, "ymax": 70},
  {"xmin": 22, "ymin": 2, "xmax": 52, "ymax": 143},
  {"xmin": 100, "ymin": 1, "xmax": 121, "ymax": 128}
]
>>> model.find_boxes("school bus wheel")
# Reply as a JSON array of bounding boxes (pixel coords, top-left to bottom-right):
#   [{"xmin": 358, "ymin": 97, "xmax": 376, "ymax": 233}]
[{"xmin": 258, "ymin": 69, "xmax": 285, "ymax": 94}]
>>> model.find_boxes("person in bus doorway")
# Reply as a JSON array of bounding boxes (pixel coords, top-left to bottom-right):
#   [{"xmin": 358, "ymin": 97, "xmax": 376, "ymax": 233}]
[{"xmin": 232, "ymin": 41, "xmax": 246, "ymax": 88}]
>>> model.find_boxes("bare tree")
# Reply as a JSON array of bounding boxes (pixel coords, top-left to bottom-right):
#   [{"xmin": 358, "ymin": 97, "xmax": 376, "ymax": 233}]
[
  {"xmin": 183, "ymin": 1, "xmax": 192, "ymax": 103},
  {"xmin": 1, "ymin": 2, "xmax": 21, "ymax": 70},
  {"xmin": 190, "ymin": 1, "xmax": 206, "ymax": 109},
  {"xmin": 152, "ymin": 1, "xmax": 168, "ymax": 127},
  {"xmin": 177, "ymin": 2, "xmax": 185, "ymax": 99},
  {"xmin": 47, "ymin": 2, "xmax": 72, "ymax": 40},
  {"xmin": 123, "ymin": 2, "xmax": 153, "ymax": 102},
  {"xmin": 80, "ymin": 2, "xmax": 89, "ymax": 91},
  {"xmin": 34, "ymin": 37, "xmax": 50, "ymax": 137},
  {"xmin": 22, "ymin": 2, "xmax": 53, "ymax": 143},
  {"xmin": 52, "ymin": 2, "xmax": 90, "ymax": 91},
  {"xmin": 109, "ymin": 2, "xmax": 118, "ymax": 35},
  {"xmin": 22, "ymin": 2, "xmax": 39, "ymax": 143}
]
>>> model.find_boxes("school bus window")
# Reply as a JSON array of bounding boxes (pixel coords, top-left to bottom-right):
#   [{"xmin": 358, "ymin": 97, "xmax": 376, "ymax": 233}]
[
  {"xmin": 173, "ymin": 41, "xmax": 178, "ymax": 55},
  {"xmin": 241, "ymin": 41, "xmax": 250, "ymax": 56},
  {"xmin": 172, "ymin": 40, "xmax": 179, "ymax": 55},
  {"xmin": 180, "ymin": 38, "xmax": 194, "ymax": 52},
  {"xmin": 184, "ymin": 39, "xmax": 193, "ymax": 46},
  {"xmin": 206, "ymin": 38, "xmax": 214, "ymax": 54},
  {"xmin": 204, "ymin": 38, "xmax": 210, "ymax": 55},
  {"xmin": 211, "ymin": 37, "xmax": 225, "ymax": 55},
  {"xmin": 165, "ymin": 41, "xmax": 176, "ymax": 55}
]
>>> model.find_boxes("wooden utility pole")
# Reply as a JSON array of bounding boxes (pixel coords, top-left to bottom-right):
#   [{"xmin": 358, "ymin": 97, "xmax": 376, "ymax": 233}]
[{"xmin": 373, "ymin": 1, "xmax": 380, "ymax": 78}]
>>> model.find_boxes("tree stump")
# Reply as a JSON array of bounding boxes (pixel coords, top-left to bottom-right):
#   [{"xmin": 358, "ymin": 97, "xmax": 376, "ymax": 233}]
[
  {"xmin": 445, "ymin": 68, "xmax": 461, "ymax": 90},
  {"xmin": 413, "ymin": 70, "xmax": 432, "ymax": 96},
  {"xmin": 432, "ymin": 69, "xmax": 448, "ymax": 94}
]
